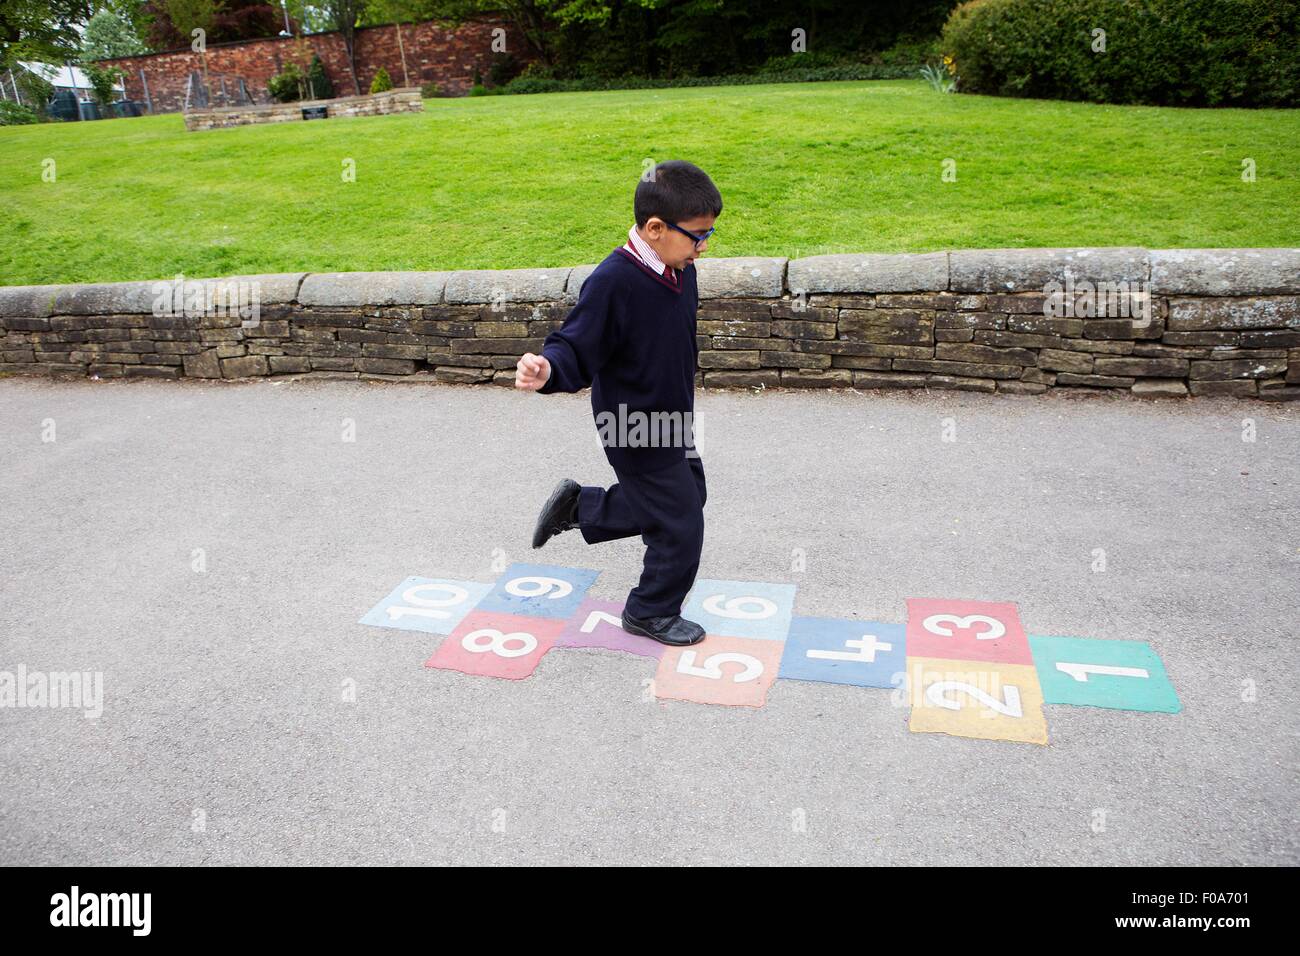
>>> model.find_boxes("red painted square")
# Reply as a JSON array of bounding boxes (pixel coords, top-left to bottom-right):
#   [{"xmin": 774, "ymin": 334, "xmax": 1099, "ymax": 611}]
[
  {"xmin": 905, "ymin": 597, "xmax": 1031, "ymax": 665},
  {"xmin": 654, "ymin": 634, "xmax": 784, "ymax": 708},
  {"xmin": 425, "ymin": 611, "xmax": 564, "ymax": 680}
]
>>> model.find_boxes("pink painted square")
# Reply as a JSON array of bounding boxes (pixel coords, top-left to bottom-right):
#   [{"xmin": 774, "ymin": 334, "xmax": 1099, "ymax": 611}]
[
  {"xmin": 425, "ymin": 610, "xmax": 565, "ymax": 680},
  {"xmin": 905, "ymin": 597, "xmax": 1031, "ymax": 665},
  {"xmin": 654, "ymin": 634, "xmax": 784, "ymax": 708},
  {"xmin": 555, "ymin": 597, "xmax": 664, "ymax": 659}
]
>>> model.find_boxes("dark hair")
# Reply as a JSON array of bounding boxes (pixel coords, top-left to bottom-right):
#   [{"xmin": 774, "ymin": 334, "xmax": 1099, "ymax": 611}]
[{"xmin": 634, "ymin": 160, "xmax": 723, "ymax": 228}]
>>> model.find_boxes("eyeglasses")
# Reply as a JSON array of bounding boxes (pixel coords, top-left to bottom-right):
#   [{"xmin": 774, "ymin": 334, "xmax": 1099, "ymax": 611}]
[{"xmin": 666, "ymin": 221, "xmax": 716, "ymax": 249}]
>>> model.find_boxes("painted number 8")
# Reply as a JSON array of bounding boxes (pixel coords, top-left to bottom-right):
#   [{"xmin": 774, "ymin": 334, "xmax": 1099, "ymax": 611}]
[{"xmin": 462, "ymin": 627, "xmax": 537, "ymax": 658}]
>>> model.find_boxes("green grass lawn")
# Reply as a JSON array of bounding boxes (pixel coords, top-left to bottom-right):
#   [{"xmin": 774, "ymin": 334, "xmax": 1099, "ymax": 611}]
[{"xmin": 2, "ymin": 80, "xmax": 1297, "ymax": 286}]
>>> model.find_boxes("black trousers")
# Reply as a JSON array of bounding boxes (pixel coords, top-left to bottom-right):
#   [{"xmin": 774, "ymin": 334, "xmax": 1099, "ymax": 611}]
[{"xmin": 575, "ymin": 454, "xmax": 707, "ymax": 619}]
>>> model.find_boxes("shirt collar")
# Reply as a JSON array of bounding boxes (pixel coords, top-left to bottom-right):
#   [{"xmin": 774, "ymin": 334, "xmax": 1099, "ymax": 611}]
[{"xmin": 625, "ymin": 224, "xmax": 672, "ymax": 278}]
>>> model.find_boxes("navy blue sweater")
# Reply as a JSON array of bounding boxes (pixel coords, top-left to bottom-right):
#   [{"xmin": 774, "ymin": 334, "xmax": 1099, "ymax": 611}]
[{"xmin": 538, "ymin": 247, "xmax": 699, "ymax": 474}]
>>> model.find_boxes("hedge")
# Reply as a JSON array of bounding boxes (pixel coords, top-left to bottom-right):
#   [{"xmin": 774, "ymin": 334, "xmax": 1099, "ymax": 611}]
[{"xmin": 942, "ymin": 0, "xmax": 1299, "ymax": 107}]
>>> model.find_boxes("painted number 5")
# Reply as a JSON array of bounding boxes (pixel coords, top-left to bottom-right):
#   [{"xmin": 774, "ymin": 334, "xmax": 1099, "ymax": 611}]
[{"xmin": 677, "ymin": 651, "xmax": 763, "ymax": 683}]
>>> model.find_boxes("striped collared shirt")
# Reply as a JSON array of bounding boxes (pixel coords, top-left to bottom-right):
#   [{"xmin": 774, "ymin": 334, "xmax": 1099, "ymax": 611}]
[{"xmin": 624, "ymin": 225, "xmax": 675, "ymax": 282}]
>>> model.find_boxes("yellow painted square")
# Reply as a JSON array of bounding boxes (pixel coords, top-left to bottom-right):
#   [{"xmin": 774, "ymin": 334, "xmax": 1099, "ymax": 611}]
[{"xmin": 905, "ymin": 656, "xmax": 1049, "ymax": 745}]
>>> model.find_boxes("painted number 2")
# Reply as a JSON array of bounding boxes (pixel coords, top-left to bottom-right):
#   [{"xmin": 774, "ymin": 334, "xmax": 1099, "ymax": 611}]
[{"xmin": 926, "ymin": 680, "xmax": 1023, "ymax": 717}]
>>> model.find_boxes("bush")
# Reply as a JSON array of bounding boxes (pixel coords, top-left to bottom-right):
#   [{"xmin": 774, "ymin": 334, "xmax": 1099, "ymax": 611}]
[
  {"xmin": 268, "ymin": 63, "xmax": 306, "ymax": 103},
  {"xmin": 369, "ymin": 67, "xmax": 393, "ymax": 94},
  {"xmin": 942, "ymin": 0, "xmax": 1300, "ymax": 107},
  {"xmin": 467, "ymin": 83, "xmax": 489, "ymax": 96},
  {"xmin": 487, "ymin": 52, "xmax": 521, "ymax": 87},
  {"xmin": 0, "ymin": 101, "xmax": 40, "ymax": 125},
  {"xmin": 308, "ymin": 55, "xmax": 334, "ymax": 100}
]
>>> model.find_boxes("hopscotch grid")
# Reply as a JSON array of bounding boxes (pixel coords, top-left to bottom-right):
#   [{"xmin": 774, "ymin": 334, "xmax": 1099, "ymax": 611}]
[{"xmin": 359, "ymin": 565, "xmax": 1182, "ymax": 746}]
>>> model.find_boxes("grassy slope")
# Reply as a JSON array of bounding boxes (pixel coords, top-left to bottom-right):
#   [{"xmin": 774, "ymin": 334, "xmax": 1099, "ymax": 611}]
[{"xmin": 1, "ymin": 80, "xmax": 1297, "ymax": 285}]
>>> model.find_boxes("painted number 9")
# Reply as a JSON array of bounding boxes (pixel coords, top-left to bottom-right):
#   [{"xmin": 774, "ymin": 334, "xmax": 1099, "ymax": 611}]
[{"xmin": 506, "ymin": 576, "xmax": 573, "ymax": 600}]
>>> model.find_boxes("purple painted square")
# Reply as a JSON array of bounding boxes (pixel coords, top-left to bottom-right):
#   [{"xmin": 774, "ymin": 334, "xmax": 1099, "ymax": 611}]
[{"xmin": 556, "ymin": 597, "xmax": 664, "ymax": 659}]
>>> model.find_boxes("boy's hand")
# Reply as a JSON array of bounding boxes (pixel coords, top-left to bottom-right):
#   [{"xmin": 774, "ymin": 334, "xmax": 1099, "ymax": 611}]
[{"xmin": 515, "ymin": 352, "xmax": 551, "ymax": 391}]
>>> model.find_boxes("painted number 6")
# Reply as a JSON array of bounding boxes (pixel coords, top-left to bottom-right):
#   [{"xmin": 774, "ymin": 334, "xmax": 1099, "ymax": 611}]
[{"xmin": 702, "ymin": 594, "xmax": 777, "ymax": 620}]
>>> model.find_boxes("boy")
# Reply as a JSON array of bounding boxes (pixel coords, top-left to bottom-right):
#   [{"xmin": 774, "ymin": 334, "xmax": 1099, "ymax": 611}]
[{"xmin": 514, "ymin": 160, "xmax": 722, "ymax": 647}]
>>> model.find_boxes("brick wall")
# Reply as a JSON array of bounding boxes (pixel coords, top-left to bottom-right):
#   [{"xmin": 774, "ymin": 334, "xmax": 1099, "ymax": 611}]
[
  {"xmin": 104, "ymin": 18, "xmax": 532, "ymax": 114},
  {"xmin": 1, "ymin": 249, "xmax": 1297, "ymax": 401}
]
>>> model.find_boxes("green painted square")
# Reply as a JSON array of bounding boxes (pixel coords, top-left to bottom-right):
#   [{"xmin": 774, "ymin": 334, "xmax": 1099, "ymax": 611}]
[{"xmin": 1029, "ymin": 635, "xmax": 1181, "ymax": 713}]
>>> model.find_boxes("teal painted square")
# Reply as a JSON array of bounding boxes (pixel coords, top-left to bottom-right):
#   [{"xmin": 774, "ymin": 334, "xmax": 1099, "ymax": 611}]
[
  {"xmin": 359, "ymin": 577, "xmax": 492, "ymax": 635},
  {"xmin": 1030, "ymin": 634, "xmax": 1181, "ymax": 713},
  {"xmin": 681, "ymin": 579, "xmax": 797, "ymax": 641},
  {"xmin": 475, "ymin": 562, "xmax": 600, "ymax": 620},
  {"xmin": 779, "ymin": 617, "xmax": 906, "ymax": 687}
]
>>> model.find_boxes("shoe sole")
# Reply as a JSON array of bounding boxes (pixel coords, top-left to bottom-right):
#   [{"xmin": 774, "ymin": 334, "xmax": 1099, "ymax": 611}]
[
  {"xmin": 620, "ymin": 616, "xmax": 705, "ymax": 647},
  {"xmin": 531, "ymin": 479, "xmax": 579, "ymax": 549}
]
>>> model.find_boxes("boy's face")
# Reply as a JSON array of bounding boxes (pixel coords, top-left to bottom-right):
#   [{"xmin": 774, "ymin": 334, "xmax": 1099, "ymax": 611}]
[{"xmin": 641, "ymin": 214, "xmax": 717, "ymax": 271}]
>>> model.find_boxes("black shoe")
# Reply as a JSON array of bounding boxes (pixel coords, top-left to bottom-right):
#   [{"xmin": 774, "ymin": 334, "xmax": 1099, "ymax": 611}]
[
  {"xmin": 621, "ymin": 611, "xmax": 706, "ymax": 646},
  {"xmin": 532, "ymin": 478, "xmax": 581, "ymax": 548}
]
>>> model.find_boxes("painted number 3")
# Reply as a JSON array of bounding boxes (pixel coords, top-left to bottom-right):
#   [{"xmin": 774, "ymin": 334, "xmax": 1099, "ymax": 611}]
[{"xmin": 922, "ymin": 613, "xmax": 1006, "ymax": 641}]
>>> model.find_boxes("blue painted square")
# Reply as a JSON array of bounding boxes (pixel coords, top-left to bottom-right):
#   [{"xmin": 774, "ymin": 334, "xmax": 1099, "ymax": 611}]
[
  {"xmin": 474, "ymin": 562, "xmax": 600, "ymax": 620},
  {"xmin": 359, "ymin": 577, "xmax": 492, "ymax": 635},
  {"xmin": 1030, "ymin": 634, "xmax": 1181, "ymax": 713},
  {"xmin": 779, "ymin": 617, "xmax": 906, "ymax": 687},
  {"xmin": 681, "ymin": 579, "xmax": 797, "ymax": 641}
]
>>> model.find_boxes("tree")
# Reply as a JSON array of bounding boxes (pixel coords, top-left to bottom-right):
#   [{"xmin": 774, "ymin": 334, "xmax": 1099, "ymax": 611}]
[
  {"xmin": 0, "ymin": 0, "xmax": 95, "ymax": 68},
  {"xmin": 82, "ymin": 7, "xmax": 148, "ymax": 59},
  {"xmin": 318, "ymin": 0, "xmax": 366, "ymax": 94},
  {"xmin": 80, "ymin": 59, "xmax": 123, "ymax": 107},
  {"xmin": 143, "ymin": 0, "xmax": 287, "ymax": 49}
]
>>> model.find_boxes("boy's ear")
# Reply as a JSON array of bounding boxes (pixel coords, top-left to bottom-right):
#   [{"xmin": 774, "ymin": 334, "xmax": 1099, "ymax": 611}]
[{"xmin": 642, "ymin": 217, "xmax": 666, "ymax": 239}]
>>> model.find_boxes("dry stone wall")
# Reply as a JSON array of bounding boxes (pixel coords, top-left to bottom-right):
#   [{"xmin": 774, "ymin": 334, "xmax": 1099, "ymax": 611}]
[{"xmin": 2, "ymin": 249, "xmax": 1297, "ymax": 401}]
